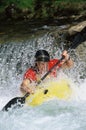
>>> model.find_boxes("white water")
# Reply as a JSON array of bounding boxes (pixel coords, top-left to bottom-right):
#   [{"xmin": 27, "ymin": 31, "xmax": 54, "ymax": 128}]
[{"xmin": 0, "ymin": 34, "xmax": 86, "ymax": 130}]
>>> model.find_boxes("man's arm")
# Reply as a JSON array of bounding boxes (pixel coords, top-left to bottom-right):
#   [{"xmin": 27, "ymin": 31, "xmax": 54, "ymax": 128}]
[{"xmin": 20, "ymin": 79, "xmax": 33, "ymax": 94}]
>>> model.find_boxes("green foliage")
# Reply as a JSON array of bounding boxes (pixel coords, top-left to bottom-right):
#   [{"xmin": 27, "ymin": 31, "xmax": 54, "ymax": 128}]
[
  {"xmin": 0, "ymin": 0, "xmax": 86, "ymax": 9},
  {"xmin": 0, "ymin": 0, "xmax": 86, "ymax": 19},
  {"xmin": 0, "ymin": 0, "xmax": 34, "ymax": 9},
  {"xmin": 16, "ymin": 0, "xmax": 34, "ymax": 9},
  {"xmin": 55, "ymin": 0, "xmax": 86, "ymax": 1}
]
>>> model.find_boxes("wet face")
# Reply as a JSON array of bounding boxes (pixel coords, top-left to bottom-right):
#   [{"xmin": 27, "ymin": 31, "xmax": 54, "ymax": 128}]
[{"xmin": 36, "ymin": 61, "xmax": 48, "ymax": 74}]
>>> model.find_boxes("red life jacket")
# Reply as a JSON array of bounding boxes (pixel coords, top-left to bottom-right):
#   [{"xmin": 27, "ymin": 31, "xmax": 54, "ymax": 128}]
[
  {"xmin": 48, "ymin": 59, "xmax": 61, "ymax": 77},
  {"xmin": 23, "ymin": 59, "xmax": 61, "ymax": 82}
]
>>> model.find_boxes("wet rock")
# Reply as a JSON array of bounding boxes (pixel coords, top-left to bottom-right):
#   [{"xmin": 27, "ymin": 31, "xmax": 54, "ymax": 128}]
[
  {"xmin": 76, "ymin": 41, "xmax": 86, "ymax": 62},
  {"xmin": 65, "ymin": 21, "xmax": 86, "ymax": 49},
  {"xmin": 68, "ymin": 21, "xmax": 86, "ymax": 35}
]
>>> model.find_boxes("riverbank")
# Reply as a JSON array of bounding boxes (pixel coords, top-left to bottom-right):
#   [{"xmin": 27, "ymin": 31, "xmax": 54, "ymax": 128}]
[
  {"xmin": 0, "ymin": 1, "xmax": 86, "ymax": 43},
  {"xmin": 0, "ymin": 11, "xmax": 86, "ymax": 43}
]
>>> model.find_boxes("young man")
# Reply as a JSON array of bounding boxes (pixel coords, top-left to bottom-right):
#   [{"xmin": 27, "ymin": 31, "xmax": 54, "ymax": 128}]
[{"xmin": 20, "ymin": 49, "xmax": 73, "ymax": 94}]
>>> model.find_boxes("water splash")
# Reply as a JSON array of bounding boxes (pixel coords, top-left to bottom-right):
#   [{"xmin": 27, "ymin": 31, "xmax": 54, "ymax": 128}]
[{"xmin": 0, "ymin": 33, "xmax": 86, "ymax": 130}]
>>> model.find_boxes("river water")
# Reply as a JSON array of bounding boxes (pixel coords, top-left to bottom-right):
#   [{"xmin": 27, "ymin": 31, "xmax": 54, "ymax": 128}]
[{"xmin": 0, "ymin": 31, "xmax": 86, "ymax": 130}]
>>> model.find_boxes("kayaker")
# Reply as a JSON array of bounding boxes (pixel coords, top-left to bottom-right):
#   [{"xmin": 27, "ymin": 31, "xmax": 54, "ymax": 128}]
[{"xmin": 20, "ymin": 49, "xmax": 74, "ymax": 94}]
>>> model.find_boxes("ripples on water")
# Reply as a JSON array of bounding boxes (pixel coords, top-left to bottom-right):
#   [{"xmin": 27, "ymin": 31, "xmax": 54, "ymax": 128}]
[{"xmin": 0, "ymin": 34, "xmax": 86, "ymax": 130}]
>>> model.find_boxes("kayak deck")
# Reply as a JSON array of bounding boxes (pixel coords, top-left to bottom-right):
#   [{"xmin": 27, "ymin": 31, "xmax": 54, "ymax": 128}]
[{"xmin": 26, "ymin": 79, "xmax": 72, "ymax": 106}]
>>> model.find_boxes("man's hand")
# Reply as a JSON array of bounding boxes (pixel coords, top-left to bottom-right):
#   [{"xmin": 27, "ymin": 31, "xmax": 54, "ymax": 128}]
[
  {"xmin": 20, "ymin": 79, "xmax": 35, "ymax": 94},
  {"xmin": 60, "ymin": 50, "xmax": 73, "ymax": 68},
  {"xmin": 61, "ymin": 50, "xmax": 70, "ymax": 63}
]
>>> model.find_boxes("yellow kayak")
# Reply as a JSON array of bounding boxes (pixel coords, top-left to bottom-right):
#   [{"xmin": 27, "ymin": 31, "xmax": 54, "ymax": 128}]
[{"xmin": 26, "ymin": 79, "xmax": 72, "ymax": 106}]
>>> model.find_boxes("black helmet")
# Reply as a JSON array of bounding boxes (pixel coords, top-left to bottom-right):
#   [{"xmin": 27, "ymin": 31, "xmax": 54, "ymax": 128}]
[{"xmin": 35, "ymin": 50, "xmax": 50, "ymax": 62}]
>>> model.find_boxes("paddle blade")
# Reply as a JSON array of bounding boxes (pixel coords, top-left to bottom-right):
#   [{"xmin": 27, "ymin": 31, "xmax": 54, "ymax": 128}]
[{"xmin": 2, "ymin": 97, "xmax": 25, "ymax": 111}]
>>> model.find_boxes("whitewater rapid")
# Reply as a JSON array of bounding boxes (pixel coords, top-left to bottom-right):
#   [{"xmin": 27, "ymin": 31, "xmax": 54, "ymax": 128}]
[{"xmin": 0, "ymin": 34, "xmax": 86, "ymax": 130}]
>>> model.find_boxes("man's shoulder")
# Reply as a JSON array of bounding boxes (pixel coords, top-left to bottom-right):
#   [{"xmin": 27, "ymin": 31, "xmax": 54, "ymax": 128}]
[
  {"xmin": 25, "ymin": 67, "xmax": 36, "ymax": 74},
  {"xmin": 49, "ymin": 59, "xmax": 59, "ymax": 64},
  {"xmin": 23, "ymin": 67, "xmax": 37, "ymax": 80}
]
